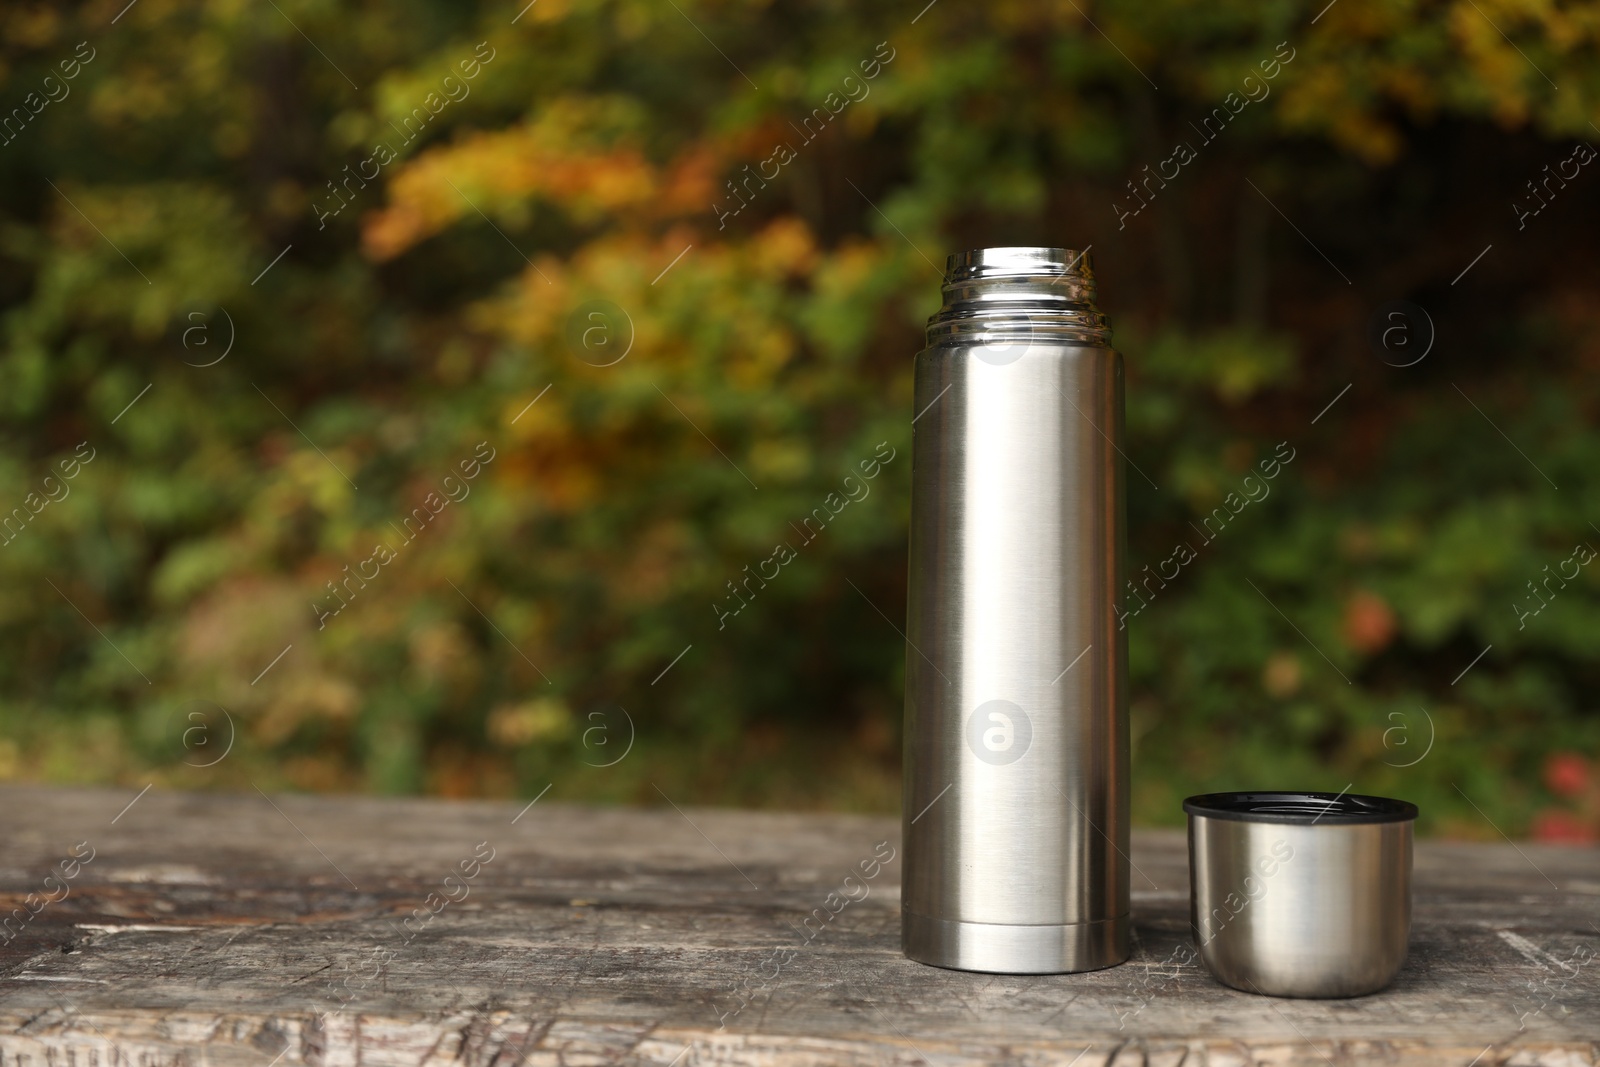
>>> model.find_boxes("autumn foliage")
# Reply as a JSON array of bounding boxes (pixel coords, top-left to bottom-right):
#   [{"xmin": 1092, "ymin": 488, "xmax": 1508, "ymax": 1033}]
[{"xmin": 0, "ymin": 0, "xmax": 1597, "ymax": 837}]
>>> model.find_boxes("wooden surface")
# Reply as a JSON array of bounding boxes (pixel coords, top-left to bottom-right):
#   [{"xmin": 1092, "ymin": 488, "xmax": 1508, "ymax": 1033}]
[{"xmin": 0, "ymin": 787, "xmax": 1595, "ymax": 1067}]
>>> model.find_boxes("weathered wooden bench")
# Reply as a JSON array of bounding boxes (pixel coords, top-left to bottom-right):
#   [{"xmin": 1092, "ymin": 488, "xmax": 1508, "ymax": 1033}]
[{"xmin": 1, "ymin": 787, "xmax": 1594, "ymax": 1066}]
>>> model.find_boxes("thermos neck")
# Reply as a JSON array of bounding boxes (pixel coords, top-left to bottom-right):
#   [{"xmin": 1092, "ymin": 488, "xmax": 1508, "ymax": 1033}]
[{"xmin": 926, "ymin": 245, "xmax": 1110, "ymax": 348}]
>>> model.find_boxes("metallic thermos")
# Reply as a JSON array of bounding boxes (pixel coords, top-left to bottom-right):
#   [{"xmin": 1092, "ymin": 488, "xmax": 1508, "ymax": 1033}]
[{"xmin": 902, "ymin": 246, "xmax": 1128, "ymax": 974}]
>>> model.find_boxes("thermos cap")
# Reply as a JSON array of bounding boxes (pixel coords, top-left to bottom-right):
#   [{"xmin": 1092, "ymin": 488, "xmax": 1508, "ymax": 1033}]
[{"xmin": 1184, "ymin": 791, "xmax": 1417, "ymax": 998}]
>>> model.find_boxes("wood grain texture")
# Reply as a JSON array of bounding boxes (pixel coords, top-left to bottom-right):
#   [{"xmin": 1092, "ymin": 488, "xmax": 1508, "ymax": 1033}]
[{"xmin": 0, "ymin": 787, "xmax": 1594, "ymax": 1067}]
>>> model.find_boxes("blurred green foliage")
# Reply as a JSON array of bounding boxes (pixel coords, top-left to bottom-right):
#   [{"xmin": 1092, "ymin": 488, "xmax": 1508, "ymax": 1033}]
[{"xmin": 1, "ymin": 0, "xmax": 1597, "ymax": 838}]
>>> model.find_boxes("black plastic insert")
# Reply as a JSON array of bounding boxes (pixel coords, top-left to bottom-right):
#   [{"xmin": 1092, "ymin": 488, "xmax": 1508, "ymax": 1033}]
[{"xmin": 1182, "ymin": 791, "xmax": 1418, "ymax": 825}]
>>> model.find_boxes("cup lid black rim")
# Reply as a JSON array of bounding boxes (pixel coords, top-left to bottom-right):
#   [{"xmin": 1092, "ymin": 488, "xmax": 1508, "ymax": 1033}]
[{"xmin": 1183, "ymin": 791, "xmax": 1418, "ymax": 825}]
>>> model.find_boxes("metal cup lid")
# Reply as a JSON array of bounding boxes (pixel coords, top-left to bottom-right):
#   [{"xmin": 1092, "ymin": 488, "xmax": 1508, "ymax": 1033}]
[{"xmin": 1184, "ymin": 790, "xmax": 1417, "ymax": 998}]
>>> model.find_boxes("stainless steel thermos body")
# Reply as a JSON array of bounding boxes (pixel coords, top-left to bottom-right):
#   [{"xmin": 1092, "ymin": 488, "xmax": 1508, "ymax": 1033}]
[{"xmin": 902, "ymin": 246, "xmax": 1129, "ymax": 974}]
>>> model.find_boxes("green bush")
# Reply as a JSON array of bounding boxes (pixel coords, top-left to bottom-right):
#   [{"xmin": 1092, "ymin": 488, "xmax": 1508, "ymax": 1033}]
[{"xmin": 0, "ymin": 0, "xmax": 1596, "ymax": 838}]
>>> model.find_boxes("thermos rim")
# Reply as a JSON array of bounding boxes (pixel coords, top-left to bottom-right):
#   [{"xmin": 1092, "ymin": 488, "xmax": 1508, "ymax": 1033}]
[
  {"xmin": 944, "ymin": 245, "xmax": 1093, "ymax": 282},
  {"xmin": 1183, "ymin": 791, "xmax": 1418, "ymax": 825}
]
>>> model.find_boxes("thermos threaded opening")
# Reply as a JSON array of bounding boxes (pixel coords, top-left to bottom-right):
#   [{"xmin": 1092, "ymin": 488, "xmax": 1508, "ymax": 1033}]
[{"xmin": 928, "ymin": 245, "xmax": 1108, "ymax": 348}]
